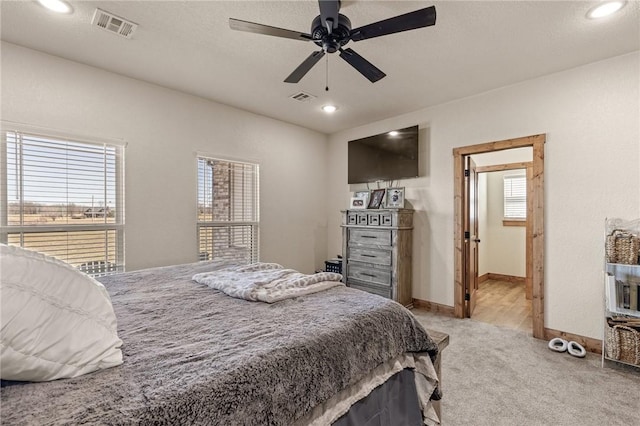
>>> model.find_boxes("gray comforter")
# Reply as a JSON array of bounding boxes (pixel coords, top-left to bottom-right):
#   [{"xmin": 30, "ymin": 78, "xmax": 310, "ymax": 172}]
[{"xmin": 1, "ymin": 261, "xmax": 438, "ymax": 425}]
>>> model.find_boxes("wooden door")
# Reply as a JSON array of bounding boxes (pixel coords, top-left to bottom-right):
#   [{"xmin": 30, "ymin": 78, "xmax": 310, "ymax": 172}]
[{"xmin": 464, "ymin": 156, "xmax": 479, "ymax": 317}]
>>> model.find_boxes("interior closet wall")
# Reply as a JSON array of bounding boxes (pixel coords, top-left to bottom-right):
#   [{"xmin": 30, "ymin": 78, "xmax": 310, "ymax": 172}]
[{"xmin": 480, "ymin": 170, "xmax": 526, "ymax": 278}]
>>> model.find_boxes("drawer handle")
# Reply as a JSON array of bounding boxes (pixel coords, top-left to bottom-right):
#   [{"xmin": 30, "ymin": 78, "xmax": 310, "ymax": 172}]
[
  {"xmin": 362, "ymin": 235, "xmax": 377, "ymax": 239},
  {"xmin": 362, "ymin": 254, "xmax": 376, "ymax": 258},
  {"xmin": 360, "ymin": 273, "xmax": 377, "ymax": 278}
]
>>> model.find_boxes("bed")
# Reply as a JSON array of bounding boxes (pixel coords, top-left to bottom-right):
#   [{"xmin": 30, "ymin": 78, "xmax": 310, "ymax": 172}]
[{"xmin": 1, "ymin": 260, "xmax": 441, "ymax": 425}]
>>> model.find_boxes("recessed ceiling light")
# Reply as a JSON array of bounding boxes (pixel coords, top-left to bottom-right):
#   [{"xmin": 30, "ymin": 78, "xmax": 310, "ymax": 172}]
[
  {"xmin": 37, "ymin": 0, "xmax": 73, "ymax": 14},
  {"xmin": 322, "ymin": 105, "xmax": 337, "ymax": 113},
  {"xmin": 587, "ymin": 1, "xmax": 626, "ymax": 19},
  {"xmin": 388, "ymin": 131, "xmax": 399, "ymax": 136}
]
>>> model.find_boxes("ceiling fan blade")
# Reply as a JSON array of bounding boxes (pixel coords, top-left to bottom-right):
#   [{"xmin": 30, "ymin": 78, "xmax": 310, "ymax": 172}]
[
  {"xmin": 349, "ymin": 6, "xmax": 436, "ymax": 42},
  {"xmin": 229, "ymin": 18, "xmax": 312, "ymax": 41},
  {"xmin": 284, "ymin": 50, "xmax": 326, "ymax": 83},
  {"xmin": 318, "ymin": 0, "xmax": 341, "ymax": 32},
  {"xmin": 338, "ymin": 48, "xmax": 386, "ymax": 83}
]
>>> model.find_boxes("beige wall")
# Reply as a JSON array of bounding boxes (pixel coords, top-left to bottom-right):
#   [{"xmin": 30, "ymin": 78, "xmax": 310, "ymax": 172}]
[
  {"xmin": 478, "ymin": 173, "xmax": 489, "ymax": 276},
  {"xmin": 1, "ymin": 42, "xmax": 329, "ymax": 273},
  {"xmin": 478, "ymin": 171, "xmax": 526, "ymax": 278},
  {"xmin": 3, "ymin": 41, "xmax": 640, "ymax": 340},
  {"xmin": 327, "ymin": 52, "xmax": 640, "ymax": 339}
]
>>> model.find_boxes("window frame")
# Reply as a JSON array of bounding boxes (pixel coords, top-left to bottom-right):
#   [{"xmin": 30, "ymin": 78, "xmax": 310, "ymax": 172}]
[
  {"xmin": 196, "ymin": 155, "xmax": 259, "ymax": 264},
  {"xmin": 503, "ymin": 172, "xmax": 527, "ymax": 225},
  {"xmin": 0, "ymin": 123, "xmax": 125, "ymax": 276}
]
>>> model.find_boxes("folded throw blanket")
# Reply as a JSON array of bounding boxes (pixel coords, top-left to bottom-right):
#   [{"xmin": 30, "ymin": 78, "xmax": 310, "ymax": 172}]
[{"xmin": 192, "ymin": 263, "xmax": 344, "ymax": 303}]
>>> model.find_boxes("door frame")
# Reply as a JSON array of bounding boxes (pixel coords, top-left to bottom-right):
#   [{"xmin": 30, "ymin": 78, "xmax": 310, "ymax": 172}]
[{"xmin": 453, "ymin": 134, "xmax": 545, "ymax": 339}]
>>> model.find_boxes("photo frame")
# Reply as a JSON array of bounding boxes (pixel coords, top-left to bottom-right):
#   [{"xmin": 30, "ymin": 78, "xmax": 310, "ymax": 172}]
[
  {"xmin": 368, "ymin": 189, "xmax": 386, "ymax": 209},
  {"xmin": 350, "ymin": 197, "xmax": 367, "ymax": 209},
  {"xmin": 353, "ymin": 190, "xmax": 370, "ymax": 207},
  {"xmin": 384, "ymin": 187, "xmax": 405, "ymax": 209}
]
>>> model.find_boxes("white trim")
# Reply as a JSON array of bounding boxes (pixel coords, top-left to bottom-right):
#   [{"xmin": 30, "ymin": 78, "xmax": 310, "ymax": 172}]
[
  {"xmin": 1, "ymin": 224, "xmax": 124, "ymax": 233},
  {"xmin": 194, "ymin": 151, "xmax": 260, "ymax": 166},
  {"xmin": 0, "ymin": 120, "xmax": 127, "ymax": 147}
]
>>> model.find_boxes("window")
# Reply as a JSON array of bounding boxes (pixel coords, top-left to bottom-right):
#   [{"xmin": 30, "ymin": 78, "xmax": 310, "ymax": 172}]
[
  {"xmin": 503, "ymin": 173, "xmax": 526, "ymax": 220},
  {"xmin": 197, "ymin": 156, "xmax": 259, "ymax": 264},
  {"xmin": 1, "ymin": 127, "xmax": 125, "ymax": 276}
]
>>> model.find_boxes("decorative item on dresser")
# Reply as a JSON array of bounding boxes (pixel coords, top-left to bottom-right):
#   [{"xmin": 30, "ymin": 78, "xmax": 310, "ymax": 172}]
[
  {"xmin": 367, "ymin": 188, "xmax": 386, "ymax": 209},
  {"xmin": 341, "ymin": 208, "xmax": 413, "ymax": 307},
  {"xmin": 384, "ymin": 187, "xmax": 405, "ymax": 209}
]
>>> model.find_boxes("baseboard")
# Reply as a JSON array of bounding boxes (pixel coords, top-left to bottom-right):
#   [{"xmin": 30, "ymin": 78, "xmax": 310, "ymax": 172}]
[
  {"xmin": 544, "ymin": 328, "xmax": 602, "ymax": 354},
  {"xmin": 413, "ymin": 299, "xmax": 602, "ymax": 354},
  {"xmin": 412, "ymin": 298, "xmax": 456, "ymax": 317},
  {"xmin": 485, "ymin": 273, "xmax": 525, "ymax": 284},
  {"xmin": 479, "ymin": 273, "xmax": 489, "ymax": 283}
]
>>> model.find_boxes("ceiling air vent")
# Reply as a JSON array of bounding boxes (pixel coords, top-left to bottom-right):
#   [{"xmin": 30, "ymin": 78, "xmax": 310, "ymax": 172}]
[
  {"xmin": 289, "ymin": 92, "xmax": 317, "ymax": 103},
  {"xmin": 92, "ymin": 8, "xmax": 138, "ymax": 39}
]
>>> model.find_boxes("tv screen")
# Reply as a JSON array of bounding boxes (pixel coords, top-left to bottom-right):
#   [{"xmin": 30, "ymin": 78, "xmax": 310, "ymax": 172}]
[{"xmin": 348, "ymin": 125, "xmax": 419, "ymax": 184}]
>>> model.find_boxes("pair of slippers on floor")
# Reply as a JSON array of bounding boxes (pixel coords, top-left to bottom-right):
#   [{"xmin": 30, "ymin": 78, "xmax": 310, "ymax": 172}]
[{"xmin": 548, "ymin": 338, "xmax": 586, "ymax": 357}]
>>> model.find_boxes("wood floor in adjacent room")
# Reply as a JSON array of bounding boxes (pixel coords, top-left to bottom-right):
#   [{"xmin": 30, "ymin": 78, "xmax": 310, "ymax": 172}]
[{"xmin": 472, "ymin": 279, "xmax": 532, "ymax": 333}]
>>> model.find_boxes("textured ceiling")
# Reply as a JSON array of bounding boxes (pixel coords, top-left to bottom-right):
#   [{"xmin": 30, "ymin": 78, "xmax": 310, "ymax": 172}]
[{"xmin": 1, "ymin": 0, "xmax": 639, "ymax": 134}]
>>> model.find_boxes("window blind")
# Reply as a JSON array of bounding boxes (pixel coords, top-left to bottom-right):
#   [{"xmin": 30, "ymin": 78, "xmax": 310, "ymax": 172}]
[
  {"xmin": 503, "ymin": 173, "xmax": 526, "ymax": 219},
  {"xmin": 1, "ymin": 130, "xmax": 124, "ymax": 276},
  {"xmin": 197, "ymin": 157, "xmax": 259, "ymax": 264}
]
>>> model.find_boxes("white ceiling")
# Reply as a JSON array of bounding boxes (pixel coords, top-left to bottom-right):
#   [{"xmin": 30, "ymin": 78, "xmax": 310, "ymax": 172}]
[{"xmin": 1, "ymin": 1, "xmax": 638, "ymax": 134}]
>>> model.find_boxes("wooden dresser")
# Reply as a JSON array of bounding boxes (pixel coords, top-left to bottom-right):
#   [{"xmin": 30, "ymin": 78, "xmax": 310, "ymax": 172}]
[{"xmin": 341, "ymin": 208, "xmax": 413, "ymax": 306}]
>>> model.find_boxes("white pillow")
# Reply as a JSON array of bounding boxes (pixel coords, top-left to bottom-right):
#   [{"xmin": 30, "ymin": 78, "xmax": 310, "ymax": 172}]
[{"xmin": 0, "ymin": 244, "xmax": 123, "ymax": 381}]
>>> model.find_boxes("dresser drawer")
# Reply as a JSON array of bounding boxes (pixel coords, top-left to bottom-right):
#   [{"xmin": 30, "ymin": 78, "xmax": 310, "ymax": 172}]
[
  {"xmin": 348, "ymin": 247, "xmax": 391, "ymax": 266},
  {"xmin": 380, "ymin": 212, "xmax": 392, "ymax": 226},
  {"xmin": 348, "ymin": 280, "xmax": 392, "ymax": 299},
  {"xmin": 347, "ymin": 264, "xmax": 391, "ymax": 286},
  {"xmin": 347, "ymin": 212, "xmax": 357, "ymax": 225},
  {"xmin": 356, "ymin": 213, "xmax": 368, "ymax": 226},
  {"xmin": 349, "ymin": 228, "xmax": 392, "ymax": 246},
  {"xmin": 367, "ymin": 213, "xmax": 380, "ymax": 226}
]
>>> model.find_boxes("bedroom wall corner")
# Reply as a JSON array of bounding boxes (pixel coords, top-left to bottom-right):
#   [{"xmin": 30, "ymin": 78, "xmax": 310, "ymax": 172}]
[{"xmin": 1, "ymin": 41, "xmax": 330, "ymax": 274}]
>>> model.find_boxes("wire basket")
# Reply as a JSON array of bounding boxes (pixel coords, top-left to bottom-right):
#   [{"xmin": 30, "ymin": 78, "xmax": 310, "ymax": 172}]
[
  {"xmin": 605, "ymin": 322, "xmax": 640, "ymax": 366},
  {"xmin": 606, "ymin": 229, "xmax": 640, "ymax": 265}
]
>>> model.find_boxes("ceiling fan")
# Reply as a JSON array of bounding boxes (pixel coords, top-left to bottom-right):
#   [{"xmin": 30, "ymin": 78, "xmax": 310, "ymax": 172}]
[{"xmin": 229, "ymin": 0, "xmax": 436, "ymax": 84}]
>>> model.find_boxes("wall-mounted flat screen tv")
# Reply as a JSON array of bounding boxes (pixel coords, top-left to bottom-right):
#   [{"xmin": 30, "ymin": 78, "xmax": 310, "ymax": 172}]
[{"xmin": 348, "ymin": 125, "xmax": 419, "ymax": 184}]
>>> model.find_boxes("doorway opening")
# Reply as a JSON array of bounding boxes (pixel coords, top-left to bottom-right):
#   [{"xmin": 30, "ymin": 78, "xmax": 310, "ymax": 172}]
[
  {"xmin": 474, "ymin": 162, "xmax": 532, "ymax": 333},
  {"xmin": 453, "ymin": 134, "xmax": 545, "ymax": 339}
]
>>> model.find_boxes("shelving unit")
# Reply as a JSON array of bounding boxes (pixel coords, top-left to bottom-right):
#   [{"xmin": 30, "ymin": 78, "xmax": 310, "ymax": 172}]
[{"xmin": 603, "ymin": 218, "xmax": 640, "ymax": 368}]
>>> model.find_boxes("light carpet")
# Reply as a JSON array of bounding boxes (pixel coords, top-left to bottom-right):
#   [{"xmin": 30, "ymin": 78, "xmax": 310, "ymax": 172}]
[{"xmin": 412, "ymin": 310, "xmax": 640, "ymax": 426}]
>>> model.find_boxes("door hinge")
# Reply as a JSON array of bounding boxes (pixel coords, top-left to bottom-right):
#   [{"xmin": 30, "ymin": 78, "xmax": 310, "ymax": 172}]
[
  {"xmin": 464, "ymin": 231, "xmax": 470, "ymax": 239},
  {"xmin": 464, "ymin": 169, "xmax": 470, "ymax": 177},
  {"xmin": 465, "ymin": 293, "xmax": 470, "ymax": 301}
]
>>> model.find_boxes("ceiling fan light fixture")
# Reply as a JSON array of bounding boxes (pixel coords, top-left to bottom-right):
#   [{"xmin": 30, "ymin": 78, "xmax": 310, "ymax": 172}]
[
  {"xmin": 586, "ymin": 1, "xmax": 626, "ymax": 19},
  {"xmin": 322, "ymin": 105, "xmax": 338, "ymax": 113},
  {"xmin": 37, "ymin": 0, "xmax": 73, "ymax": 14},
  {"xmin": 229, "ymin": 1, "xmax": 436, "ymax": 85}
]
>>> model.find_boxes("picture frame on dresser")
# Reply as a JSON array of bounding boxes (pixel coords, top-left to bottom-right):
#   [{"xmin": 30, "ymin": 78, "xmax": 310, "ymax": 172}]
[
  {"xmin": 354, "ymin": 191, "xmax": 370, "ymax": 206},
  {"xmin": 384, "ymin": 187, "xmax": 405, "ymax": 209},
  {"xmin": 367, "ymin": 189, "xmax": 386, "ymax": 209},
  {"xmin": 350, "ymin": 197, "xmax": 367, "ymax": 209}
]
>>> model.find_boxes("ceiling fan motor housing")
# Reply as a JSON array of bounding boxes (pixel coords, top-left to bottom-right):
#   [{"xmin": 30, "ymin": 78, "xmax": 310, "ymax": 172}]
[
  {"xmin": 229, "ymin": 2, "xmax": 436, "ymax": 84},
  {"xmin": 311, "ymin": 14, "xmax": 351, "ymax": 53}
]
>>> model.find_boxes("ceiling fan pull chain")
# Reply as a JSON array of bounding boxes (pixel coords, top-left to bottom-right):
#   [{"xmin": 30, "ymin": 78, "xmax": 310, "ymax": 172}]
[{"xmin": 325, "ymin": 54, "xmax": 329, "ymax": 91}]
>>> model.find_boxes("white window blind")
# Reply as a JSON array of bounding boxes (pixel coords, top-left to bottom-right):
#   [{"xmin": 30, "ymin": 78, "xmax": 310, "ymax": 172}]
[
  {"xmin": 197, "ymin": 157, "xmax": 259, "ymax": 264},
  {"xmin": 503, "ymin": 173, "xmax": 526, "ymax": 220},
  {"xmin": 1, "ymin": 130, "xmax": 125, "ymax": 276}
]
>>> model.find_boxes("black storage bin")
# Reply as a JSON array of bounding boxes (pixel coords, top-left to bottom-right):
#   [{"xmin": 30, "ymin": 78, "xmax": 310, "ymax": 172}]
[{"xmin": 325, "ymin": 260, "xmax": 342, "ymax": 274}]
